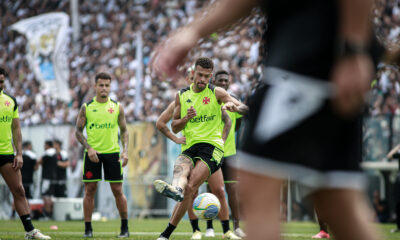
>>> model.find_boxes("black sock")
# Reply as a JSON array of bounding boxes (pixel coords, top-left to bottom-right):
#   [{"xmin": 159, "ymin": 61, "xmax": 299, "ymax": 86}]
[
  {"xmin": 121, "ymin": 219, "xmax": 128, "ymax": 231},
  {"xmin": 160, "ymin": 223, "xmax": 176, "ymax": 239},
  {"xmin": 207, "ymin": 220, "xmax": 213, "ymax": 229},
  {"xmin": 221, "ymin": 220, "xmax": 230, "ymax": 233},
  {"xmin": 190, "ymin": 219, "xmax": 200, "ymax": 232},
  {"xmin": 85, "ymin": 222, "xmax": 92, "ymax": 232},
  {"xmin": 20, "ymin": 214, "xmax": 34, "ymax": 232}
]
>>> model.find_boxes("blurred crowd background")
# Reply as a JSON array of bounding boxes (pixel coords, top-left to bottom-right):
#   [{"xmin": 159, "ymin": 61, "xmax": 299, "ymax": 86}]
[{"xmin": 0, "ymin": 0, "xmax": 263, "ymax": 125}]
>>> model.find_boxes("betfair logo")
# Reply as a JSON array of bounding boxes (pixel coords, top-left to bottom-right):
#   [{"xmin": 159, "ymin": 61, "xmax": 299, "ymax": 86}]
[
  {"xmin": 88, "ymin": 122, "xmax": 116, "ymax": 129},
  {"xmin": 0, "ymin": 115, "xmax": 12, "ymax": 123},
  {"xmin": 189, "ymin": 114, "xmax": 216, "ymax": 123}
]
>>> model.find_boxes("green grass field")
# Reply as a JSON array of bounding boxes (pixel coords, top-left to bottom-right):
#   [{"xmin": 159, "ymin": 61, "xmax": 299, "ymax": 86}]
[{"xmin": 0, "ymin": 219, "xmax": 400, "ymax": 239}]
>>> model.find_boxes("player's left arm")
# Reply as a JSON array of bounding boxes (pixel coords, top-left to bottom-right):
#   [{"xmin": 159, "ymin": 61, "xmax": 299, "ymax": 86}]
[
  {"xmin": 221, "ymin": 107, "xmax": 232, "ymax": 143},
  {"xmin": 215, "ymin": 87, "xmax": 248, "ymax": 115},
  {"xmin": 11, "ymin": 117, "xmax": 23, "ymax": 171},
  {"xmin": 57, "ymin": 153, "xmax": 70, "ymax": 168},
  {"xmin": 118, "ymin": 104, "xmax": 129, "ymax": 167}
]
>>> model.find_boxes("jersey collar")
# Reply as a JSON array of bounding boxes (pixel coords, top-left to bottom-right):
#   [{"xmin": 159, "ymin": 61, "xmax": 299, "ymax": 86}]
[{"xmin": 93, "ymin": 96, "xmax": 110, "ymax": 104}]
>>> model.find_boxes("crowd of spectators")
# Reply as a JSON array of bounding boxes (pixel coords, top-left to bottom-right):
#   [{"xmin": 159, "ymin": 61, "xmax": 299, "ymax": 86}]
[{"xmin": 0, "ymin": 0, "xmax": 263, "ymax": 125}]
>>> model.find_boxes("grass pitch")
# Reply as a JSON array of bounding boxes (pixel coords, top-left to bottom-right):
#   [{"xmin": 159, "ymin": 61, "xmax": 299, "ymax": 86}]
[{"xmin": 0, "ymin": 219, "xmax": 399, "ymax": 239}]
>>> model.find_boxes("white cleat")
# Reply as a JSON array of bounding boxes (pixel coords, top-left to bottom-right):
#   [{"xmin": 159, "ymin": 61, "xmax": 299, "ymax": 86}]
[
  {"xmin": 223, "ymin": 230, "xmax": 241, "ymax": 240},
  {"xmin": 154, "ymin": 180, "xmax": 184, "ymax": 202},
  {"xmin": 234, "ymin": 228, "xmax": 246, "ymax": 238},
  {"xmin": 191, "ymin": 230, "xmax": 202, "ymax": 240},
  {"xmin": 205, "ymin": 228, "xmax": 215, "ymax": 237},
  {"xmin": 157, "ymin": 236, "xmax": 169, "ymax": 240},
  {"xmin": 25, "ymin": 229, "xmax": 51, "ymax": 239}
]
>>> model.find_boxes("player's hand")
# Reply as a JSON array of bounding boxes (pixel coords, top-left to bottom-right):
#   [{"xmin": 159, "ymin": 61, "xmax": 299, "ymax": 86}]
[
  {"xmin": 186, "ymin": 106, "xmax": 197, "ymax": 120},
  {"xmin": 175, "ymin": 136, "xmax": 186, "ymax": 145},
  {"xmin": 331, "ymin": 54, "xmax": 373, "ymax": 117},
  {"xmin": 151, "ymin": 28, "xmax": 199, "ymax": 78},
  {"xmin": 87, "ymin": 147, "xmax": 100, "ymax": 163},
  {"xmin": 222, "ymin": 102, "xmax": 238, "ymax": 112},
  {"xmin": 120, "ymin": 152, "xmax": 128, "ymax": 167},
  {"xmin": 13, "ymin": 154, "xmax": 23, "ymax": 171}
]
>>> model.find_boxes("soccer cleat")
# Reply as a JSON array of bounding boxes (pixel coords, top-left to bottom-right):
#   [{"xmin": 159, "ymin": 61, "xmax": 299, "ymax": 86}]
[
  {"xmin": 157, "ymin": 236, "xmax": 169, "ymax": 240},
  {"xmin": 83, "ymin": 230, "xmax": 93, "ymax": 238},
  {"xmin": 222, "ymin": 230, "xmax": 241, "ymax": 239},
  {"xmin": 391, "ymin": 228, "xmax": 400, "ymax": 233},
  {"xmin": 118, "ymin": 230, "xmax": 130, "ymax": 238},
  {"xmin": 234, "ymin": 228, "xmax": 246, "ymax": 238},
  {"xmin": 25, "ymin": 229, "xmax": 51, "ymax": 239},
  {"xmin": 154, "ymin": 180, "xmax": 184, "ymax": 202},
  {"xmin": 191, "ymin": 230, "xmax": 202, "ymax": 240},
  {"xmin": 312, "ymin": 230, "xmax": 330, "ymax": 239},
  {"xmin": 205, "ymin": 228, "xmax": 215, "ymax": 237}
]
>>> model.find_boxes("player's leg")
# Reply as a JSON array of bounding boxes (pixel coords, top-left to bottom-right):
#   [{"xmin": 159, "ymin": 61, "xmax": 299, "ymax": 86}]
[
  {"xmin": 82, "ymin": 152, "xmax": 102, "ymax": 237},
  {"xmin": 238, "ymin": 168, "xmax": 282, "ymax": 240},
  {"xmin": 312, "ymin": 214, "xmax": 330, "ymax": 239},
  {"xmin": 0, "ymin": 162, "xmax": 50, "ymax": 239},
  {"xmin": 188, "ymin": 189, "xmax": 202, "ymax": 239},
  {"xmin": 205, "ymin": 183, "xmax": 215, "ymax": 237},
  {"xmin": 103, "ymin": 153, "xmax": 129, "ymax": 237},
  {"xmin": 110, "ymin": 182, "xmax": 129, "ymax": 237},
  {"xmin": 311, "ymin": 189, "xmax": 380, "ymax": 240},
  {"xmin": 154, "ymin": 154, "xmax": 193, "ymax": 202},
  {"xmin": 159, "ymin": 160, "xmax": 209, "ymax": 239}
]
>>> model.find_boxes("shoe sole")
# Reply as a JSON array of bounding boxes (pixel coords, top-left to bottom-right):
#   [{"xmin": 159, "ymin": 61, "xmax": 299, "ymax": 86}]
[{"xmin": 154, "ymin": 180, "xmax": 183, "ymax": 202}]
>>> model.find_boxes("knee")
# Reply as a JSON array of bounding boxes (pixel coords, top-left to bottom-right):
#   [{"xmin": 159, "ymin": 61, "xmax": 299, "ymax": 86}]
[
  {"xmin": 184, "ymin": 183, "xmax": 197, "ymax": 198},
  {"xmin": 12, "ymin": 184, "xmax": 26, "ymax": 199},
  {"xmin": 85, "ymin": 185, "xmax": 97, "ymax": 197},
  {"xmin": 212, "ymin": 186, "xmax": 226, "ymax": 200},
  {"xmin": 111, "ymin": 187, "xmax": 124, "ymax": 198}
]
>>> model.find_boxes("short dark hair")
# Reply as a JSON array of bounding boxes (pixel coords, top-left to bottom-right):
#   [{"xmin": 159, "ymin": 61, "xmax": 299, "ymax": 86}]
[
  {"xmin": 195, "ymin": 57, "xmax": 214, "ymax": 70},
  {"xmin": 215, "ymin": 70, "xmax": 229, "ymax": 79},
  {"xmin": 45, "ymin": 140, "xmax": 53, "ymax": 148},
  {"xmin": 54, "ymin": 139, "xmax": 62, "ymax": 147},
  {"xmin": 22, "ymin": 141, "xmax": 31, "ymax": 148},
  {"xmin": 0, "ymin": 67, "xmax": 7, "ymax": 77},
  {"xmin": 95, "ymin": 72, "xmax": 111, "ymax": 83}
]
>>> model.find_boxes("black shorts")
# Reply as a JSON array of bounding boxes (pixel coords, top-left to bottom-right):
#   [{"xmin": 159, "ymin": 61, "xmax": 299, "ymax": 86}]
[
  {"xmin": 23, "ymin": 183, "xmax": 33, "ymax": 199},
  {"xmin": 234, "ymin": 67, "xmax": 365, "ymax": 191},
  {"xmin": 221, "ymin": 155, "xmax": 238, "ymax": 183},
  {"xmin": 181, "ymin": 143, "xmax": 223, "ymax": 176},
  {"xmin": 0, "ymin": 154, "xmax": 14, "ymax": 167},
  {"xmin": 54, "ymin": 181, "xmax": 67, "ymax": 197},
  {"xmin": 83, "ymin": 152, "xmax": 122, "ymax": 182},
  {"xmin": 41, "ymin": 179, "xmax": 55, "ymax": 197}
]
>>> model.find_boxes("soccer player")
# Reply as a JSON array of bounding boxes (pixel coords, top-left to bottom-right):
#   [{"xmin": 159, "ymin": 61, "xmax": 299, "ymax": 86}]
[
  {"xmin": 0, "ymin": 67, "xmax": 51, "ymax": 239},
  {"xmin": 156, "ymin": 69, "xmax": 234, "ymax": 240},
  {"xmin": 204, "ymin": 70, "xmax": 245, "ymax": 238},
  {"xmin": 151, "ymin": 1, "xmax": 380, "ymax": 240},
  {"xmin": 53, "ymin": 139, "xmax": 69, "ymax": 197},
  {"xmin": 154, "ymin": 57, "xmax": 247, "ymax": 240},
  {"xmin": 37, "ymin": 140, "xmax": 57, "ymax": 219},
  {"xmin": 75, "ymin": 72, "xmax": 130, "ymax": 238}
]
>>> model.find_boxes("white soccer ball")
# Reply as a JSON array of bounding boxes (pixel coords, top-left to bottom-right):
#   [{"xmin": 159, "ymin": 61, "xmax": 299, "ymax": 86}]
[{"xmin": 192, "ymin": 193, "xmax": 221, "ymax": 220}]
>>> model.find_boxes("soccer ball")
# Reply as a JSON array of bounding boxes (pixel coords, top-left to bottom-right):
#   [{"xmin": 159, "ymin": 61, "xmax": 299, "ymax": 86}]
[{"xmin": 192, "ymin": 193, "xmax": 221, "ymax": 220}]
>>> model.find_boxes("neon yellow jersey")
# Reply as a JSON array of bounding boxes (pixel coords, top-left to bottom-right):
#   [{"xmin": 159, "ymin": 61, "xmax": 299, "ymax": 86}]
[
  {"xmin": 179, "ymin": 84, "xmax": 224, "ymax": 151},
  {"xmin": 221, "ymin": 108, "xmax": 242, "ymax": 157},
  {"xmin": 85, "ymin": 97, "xmax": 120, "ymax": 153},
  {"xmin": 0, "ymin": 91, "xmax": 19, "ymax": 154}
]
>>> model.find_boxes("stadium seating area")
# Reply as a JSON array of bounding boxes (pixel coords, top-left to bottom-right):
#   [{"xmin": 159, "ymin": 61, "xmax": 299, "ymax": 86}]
[{"xmin": 0, "ymin": 0, "xmax": 263, "ymax": 125}]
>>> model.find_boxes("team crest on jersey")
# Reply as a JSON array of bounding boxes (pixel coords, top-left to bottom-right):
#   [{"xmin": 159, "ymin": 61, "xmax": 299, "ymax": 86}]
[
  {"xmin": 108, "ymin": 108, "xmax": 114, "ymax": 114},
  {"xmin": 4, "ymin": 101, "xmax": 10, "ymax": 107},
  {"xmin": 202, "ymin": 97, "xmax": 210, "ymax": 104}
]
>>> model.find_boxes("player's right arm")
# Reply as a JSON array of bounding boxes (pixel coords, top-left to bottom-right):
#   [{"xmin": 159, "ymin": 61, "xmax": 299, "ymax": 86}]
[
  {"xmin": 156, "ymin": 101, "xmax": 186, "ymax": 144},
  {"xmin": 75, "ymin": 105, "xmax": 99, "ymax": 163},
  {"xmin": 171, "ymin": 93, "xmax": 196, "ymax": 134}
]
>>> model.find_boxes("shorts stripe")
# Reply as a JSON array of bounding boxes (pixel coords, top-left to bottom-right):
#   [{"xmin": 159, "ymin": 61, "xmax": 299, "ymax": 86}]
[{"xmin": 82, "ymin": 179, "xmax": 101, "ymax": 182}]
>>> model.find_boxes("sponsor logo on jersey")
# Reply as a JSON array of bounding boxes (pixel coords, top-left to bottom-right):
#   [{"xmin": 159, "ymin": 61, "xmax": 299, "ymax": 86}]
[
  {"xmin": 189, "ymin": 114, "xmax": 216, "ymax": 123},
  {"xmin": 0, "ymin": 115, "xmax": 12, "ymax": 123},
  {"xmin": 202, "ymin": 97, "xmax": 210, "ymax": 104},
  {"xmin": 88, "ymin": 122, "xmax": 116, "ymax": 129}
]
